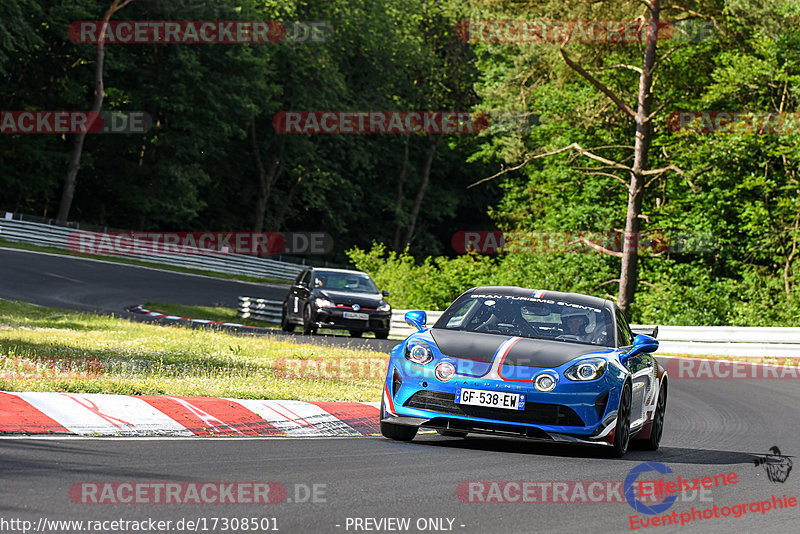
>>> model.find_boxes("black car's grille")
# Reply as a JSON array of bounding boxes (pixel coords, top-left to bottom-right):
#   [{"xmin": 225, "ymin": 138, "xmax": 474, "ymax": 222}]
[{"xmin": 403, "ymin": 391, "xmax": 585, "ymax": 427}]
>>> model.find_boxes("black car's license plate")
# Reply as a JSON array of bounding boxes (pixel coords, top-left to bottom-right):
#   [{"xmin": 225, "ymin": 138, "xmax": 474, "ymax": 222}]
[
  {"xmin": 455, "ymin": 389, "xmax": 525, "ymax": 410},
  {"xmin": 343, "ymin": 311, "xmax": 369, "ymax": 320}
]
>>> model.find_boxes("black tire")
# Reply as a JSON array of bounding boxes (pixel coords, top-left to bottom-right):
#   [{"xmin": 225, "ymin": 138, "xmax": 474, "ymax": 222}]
[
  {"xmin": 281, "ymin": 304, "xmax": 295, "ymax": 332},
  {"xmin": 436, "ymin": 429, "xmax": 467, "ymax": 437},
  {"xmin": 609, "ymin": 381, "xmax": 632, "ymax": 458},
  {"xmin": 302, "ymin": 305, "xmax": 317, "ymax": 335},
  {"xmin": 374, "ymin": 330, "xmax": 389, "ymax": 339},
  {"xmin": 349, "ymin": 330, "xmax": 363, "ymax": 338},
  {"xmin": 379, "ymin": 400, "xmax": 417, "ymax": 441},
  {"xmin": 641, "ymin": 381, "xmax": 667, "ymax": 451}
]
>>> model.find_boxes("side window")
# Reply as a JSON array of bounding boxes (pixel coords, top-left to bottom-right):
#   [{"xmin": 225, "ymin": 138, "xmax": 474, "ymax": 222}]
[
  {"xmin": 294, "ymin": 270, "xmax": 306, "ymax": 285},
  {"xmin": 300, "ymin": 270, "xmax": 311, "ymax": 286},
  {"xmin": 615, "ymin": 308, "xmax": 633, "ymax": 347}
]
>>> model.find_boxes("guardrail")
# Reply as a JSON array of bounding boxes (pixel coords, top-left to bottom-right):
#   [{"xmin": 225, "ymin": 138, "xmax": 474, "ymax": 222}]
[
  {"xmin": 0, "ymin": 214, "xmax": 304, "ymax": 282},
  {"xmin": 237, "ymin": 296, "xmax": 283, "ymax": 323},
  {"xmin": 236, "ymin": 296, "xmax": 800, "ymax": 356}
]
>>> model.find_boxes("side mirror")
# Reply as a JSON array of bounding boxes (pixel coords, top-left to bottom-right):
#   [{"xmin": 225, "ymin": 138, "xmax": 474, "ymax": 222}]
[
  {"xmin": 298, "ymin": 281, "xmax": 308, "ymax": 288},
  {"xmin": 405, "ymin": 310, "xmax": 427, "ymax": 332},
  {"xmin": 623, "ymin": 334, "xmax": 659, "ymax": 364},
  {"xmin": 381, "ymin": 289, "xmax": 391, "ymax": 297}
]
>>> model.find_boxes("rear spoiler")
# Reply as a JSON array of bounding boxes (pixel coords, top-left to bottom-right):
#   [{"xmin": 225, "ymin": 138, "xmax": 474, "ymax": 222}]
[{"xmin": 631, "ymin": 325, "xmax": 658, "ymax": 339}]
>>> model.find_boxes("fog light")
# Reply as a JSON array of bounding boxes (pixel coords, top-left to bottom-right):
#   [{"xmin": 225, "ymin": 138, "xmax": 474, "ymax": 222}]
[
  {"xmin": 435, "ymin": 361, "xmax": 456, "ymax": 382},
  {"xmin": 535, "ymin": 373, "xmax": 557, "ymax": 392}
]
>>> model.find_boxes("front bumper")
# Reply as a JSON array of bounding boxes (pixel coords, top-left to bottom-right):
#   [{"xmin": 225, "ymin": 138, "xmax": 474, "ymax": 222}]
[
  {"xmin": 314, "ymin": 307, "xmax": 391, "ymax": 332},
  {"xmin": 383, "ymin": 359, "xmax": 625, "ymax": 445},
  {"xmin": 380, "ymin": 414, "xmax": 617, "ymax": 446}
]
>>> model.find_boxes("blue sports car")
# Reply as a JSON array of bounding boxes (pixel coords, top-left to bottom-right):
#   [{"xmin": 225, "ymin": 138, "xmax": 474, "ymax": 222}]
[{"xmin": 380, "ymin": 287, "xmax": 666, "ymax": 457}]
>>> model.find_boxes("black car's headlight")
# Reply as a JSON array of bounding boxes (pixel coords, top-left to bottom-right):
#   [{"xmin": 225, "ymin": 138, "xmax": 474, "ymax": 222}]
[
  {"xmin": 405, "ymin": 342, "xmax": 433, "ymax": 365},
  {"xmin": 565, "ymin": 357, "xmax": 607, "ymax": 381},
  {"xmin": 314, "ymin": 297, "xmax": 334, "ymax": 308},
  {"xmin": 377, "ymin": 301, "xmax": 391, "ymax": 312}
]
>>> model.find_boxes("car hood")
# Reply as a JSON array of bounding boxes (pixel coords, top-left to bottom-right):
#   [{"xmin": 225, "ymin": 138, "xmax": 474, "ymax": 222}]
[
  {"xmin": 316, "ymin": 289, "xmax": 383, "ymax": 308},
  {"xmin": 430, "ymin": 328, "xmax": 606, "ymax": 368}
]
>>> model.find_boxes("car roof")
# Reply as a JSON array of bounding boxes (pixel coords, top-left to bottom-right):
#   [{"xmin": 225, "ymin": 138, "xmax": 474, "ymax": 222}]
[
  {"xmin": 464, "ymin": 286, "xmax": 612, "ymax": 310},
  {"xmin": 311, "ymin": 267, "xmax": 370, "ymax": 276}
]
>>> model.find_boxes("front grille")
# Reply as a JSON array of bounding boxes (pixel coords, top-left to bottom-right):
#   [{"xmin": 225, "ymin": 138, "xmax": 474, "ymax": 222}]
[{"xmin": 404, "ymin": 391, "xmax": 585, "ymax": 427}]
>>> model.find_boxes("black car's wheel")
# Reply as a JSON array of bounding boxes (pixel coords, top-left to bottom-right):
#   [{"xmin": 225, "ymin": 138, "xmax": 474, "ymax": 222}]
[
  {"xmin": 280, "ymin": 303, "xmax": 295, "ymax": 332},
  {"xmin": 374, "ymin": 330, "xmax": 389, "ymax": 339},
  {"xmin": 609, "ymin": 381, "xmax": 632, "ymax": 458},
  {"xmin": 349, "ymin": 330, "xmax": 363, "ymax": 338},
  {"xmin": 379, "ymin": 399, "xmax": 417, "ymax": 441},
  {"xmin": 641, "ymin": 380, "xmax": 667, "ymax": 451},
  {"xmin": 302, "ymin": 305, "xmax": 317, "ymax": 335}
]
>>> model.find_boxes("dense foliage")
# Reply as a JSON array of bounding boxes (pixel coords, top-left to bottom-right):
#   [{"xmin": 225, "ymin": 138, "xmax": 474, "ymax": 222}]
[{"xmin": 3, "ymin": 0, "xmax": 800, "ymax": 324}]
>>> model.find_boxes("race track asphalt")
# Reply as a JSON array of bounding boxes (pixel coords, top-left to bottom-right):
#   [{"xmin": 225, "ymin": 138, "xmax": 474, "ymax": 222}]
[{"xmin": 1, "ymin": 247, "xmax": 798, "ymax": 533}]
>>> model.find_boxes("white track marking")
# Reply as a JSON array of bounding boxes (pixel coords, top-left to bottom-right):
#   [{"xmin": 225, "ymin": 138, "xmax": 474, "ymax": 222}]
[{"xmin": 12, "ymin": 392, "xmax": 192, "ymax": 436}]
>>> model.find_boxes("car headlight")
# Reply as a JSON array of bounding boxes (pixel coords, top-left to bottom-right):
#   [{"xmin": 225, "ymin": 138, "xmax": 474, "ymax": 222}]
[
  {"xmin": 314, "ymin": 297, "xmax": 334, "ymax": 308},
  {"xmin": 377, "ymin": 301, "xmax": 391, "ymax": 312},
  {"xmin": 405, "ymin": 342, "xmax": 433, "ymax": 365},
  {"xmin": 565, "ymin": 357, "xmax": 607, "ymax": 381}
]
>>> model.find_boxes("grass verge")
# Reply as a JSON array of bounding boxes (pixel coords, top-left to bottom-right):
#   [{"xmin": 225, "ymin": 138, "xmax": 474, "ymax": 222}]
[
  {"xmin": 0, "ymin": 239, "xmax": 290, "ymax": 285},
  {"xmin": 0, "ymin": 300, "xmax": 385, "ymax": 401}
]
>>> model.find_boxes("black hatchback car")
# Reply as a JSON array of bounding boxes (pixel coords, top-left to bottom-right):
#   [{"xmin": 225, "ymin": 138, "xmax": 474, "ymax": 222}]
[{"xmin": 281, "ymin": 268, "xmax": 392, "ymax": 338}]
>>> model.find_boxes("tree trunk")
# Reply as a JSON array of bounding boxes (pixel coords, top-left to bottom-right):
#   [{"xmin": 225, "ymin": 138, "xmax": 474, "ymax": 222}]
[
  {"xmin": 56, "ymin": 0, "xmax": 132, "ymax": 225},
  {"xmin": 392, "ymin": 134, "xmax": 411, "ymax": 251},
  {"xmin": 617, "ymin": 0, "xmax": 660, "ymax": 317},
  {"xmin": 403, "ymin": 134, "xmax": 441, "ymax": 249},
  {"xmin": 273, "ymin": 174, "xmax": 303, "ymax": 232},
  {"xmin": 250, "ymin": 120, "xmax": 283, "ymax": 233}
]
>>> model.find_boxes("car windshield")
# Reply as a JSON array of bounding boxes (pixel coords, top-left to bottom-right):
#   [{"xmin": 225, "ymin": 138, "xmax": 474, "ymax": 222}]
[
  {"xmin": 313, "ymin": 271, "xmax": 379, "ymax": 294},
  {"xmin": 434, "ymin": 293, "xmax": 614, "ymax": 347}
]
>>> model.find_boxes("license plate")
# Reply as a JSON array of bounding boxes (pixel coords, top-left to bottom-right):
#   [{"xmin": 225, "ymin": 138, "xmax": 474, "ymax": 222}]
[
  {"xmin": 456, "ymin": 389, "xmax": 525, "ymax": 410},
  {"xmin": 343, "ymin": 312, "xmax": 369, "ymax": 320}
]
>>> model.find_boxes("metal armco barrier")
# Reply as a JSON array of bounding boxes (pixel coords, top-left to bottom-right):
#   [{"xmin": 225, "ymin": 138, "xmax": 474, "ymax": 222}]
[
  {"xmin": 238, "ymin": 296, "xmax": 283, "ymax": 323},
  {"xmin": 0, "ymin": 214, "xmax": 304, "ymax": 281},
  {"xmin": 237, "ymin": 296, "xmax": 800, "ymax": 356}
]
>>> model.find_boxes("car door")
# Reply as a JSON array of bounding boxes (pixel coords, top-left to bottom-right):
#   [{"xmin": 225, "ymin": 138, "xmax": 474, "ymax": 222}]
[
  {"xmin": 616, "ymin": 307, "xmax": 650, "ymax": 426},
  {"xmin": 290, "ymin": 269, "xmax": 312, "ymax": 318}
]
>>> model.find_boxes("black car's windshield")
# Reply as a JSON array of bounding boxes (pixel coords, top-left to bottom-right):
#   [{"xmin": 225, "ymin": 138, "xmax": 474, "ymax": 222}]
[
  {"xmin": 313, "ymin": 271, "xmax": 379, "ymax": 294},
  {"xmin": 434, "ymin": 293, "xmax": 614, "ymax": 347}
]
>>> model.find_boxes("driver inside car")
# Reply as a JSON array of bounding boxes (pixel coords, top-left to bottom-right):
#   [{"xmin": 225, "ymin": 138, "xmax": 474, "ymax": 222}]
[
  {"xmin": 475, "ymin": 300, "xmax": 520, "ymax": 332},
  {"xmin": 560, "ymin": 309, "xmax": 591, "ymax": 341}
]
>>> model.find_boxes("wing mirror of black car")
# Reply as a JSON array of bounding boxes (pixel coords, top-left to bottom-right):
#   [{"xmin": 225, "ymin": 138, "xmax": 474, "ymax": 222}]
[
  {"xmin": 405, "ymin": 310, "xmax": 427, "ymax": 332},
  {"xmin": 298, "ymin": 281, "xmax": 308, "ymax": 288},
  {"xmin": 381, "ymin": 289, "xmax": 391, "ymax": 297},
  {"xmin": 622, "ymin": 334, "xmax": 659, "ymax": 364}
]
